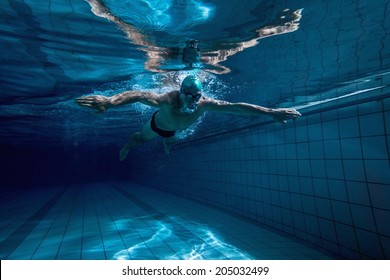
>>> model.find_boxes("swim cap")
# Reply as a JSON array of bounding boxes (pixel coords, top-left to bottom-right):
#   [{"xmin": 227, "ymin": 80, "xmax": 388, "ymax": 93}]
[{"xmin": 181, "ymin": 75, "xmax": 202, "ymax": 94}]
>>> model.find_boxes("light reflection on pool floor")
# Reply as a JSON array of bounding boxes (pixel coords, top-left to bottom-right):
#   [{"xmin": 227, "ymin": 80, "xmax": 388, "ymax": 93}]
[
  {"xmin": 0, "ymin": 182, "xmax": 335, "ymax": 260},
  {"xmin": 112, "ymin": 216, "xmax": 251, "ymax": 260}
]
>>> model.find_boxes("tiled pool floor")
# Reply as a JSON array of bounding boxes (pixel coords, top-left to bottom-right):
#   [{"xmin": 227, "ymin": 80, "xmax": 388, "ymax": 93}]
[{"xmin": 0, "ymin": 182, "xmax": 336, "ymax": 260}]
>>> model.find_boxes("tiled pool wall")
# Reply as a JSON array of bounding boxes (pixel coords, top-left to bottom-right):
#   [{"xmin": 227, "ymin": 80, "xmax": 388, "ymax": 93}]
[{"xmin": 133, "ymin": 88, "xmax": 390, "ymax": 259}]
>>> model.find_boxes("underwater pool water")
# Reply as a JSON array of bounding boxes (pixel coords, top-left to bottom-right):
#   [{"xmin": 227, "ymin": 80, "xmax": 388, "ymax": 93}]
[
  {"xmin": 1, "ymin": 0, "xmax": 389, "ymax": 259},
  {"xmin": 0, "ymin": 183, "xmax": 335, "ymax": 260}
]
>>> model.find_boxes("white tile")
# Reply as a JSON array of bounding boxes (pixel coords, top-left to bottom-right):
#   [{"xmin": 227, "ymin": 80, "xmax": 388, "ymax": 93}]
[
  {"xmin": 365, "ymin": 160, "xmax": 390, "ymax": 185},
  {"xmin": 321, "ymin": 120, "xmax": 340, "ymax": 140},
  {"xmin": 355, "ymin": 229, "xmax": 384, "ymax": 259},
  {"xmin": 346, "ymin": 181, "xmax": 371, "ymax": 206},
  {"xmin": 343, "ymin": 159, "xmax": 366, "ymax": 182},
  {"xmin": 335, "ymin": 223, "xmax": 358, "ymax": 251},
  {"xmin": 308, "ymin": 123, "xmax": 323, "ymax": 141},
  {"xmin": 324, "ymin": 139, "xmax": 341, "ymax": 159},
  {"xmin": 339, "ymin": 117, "xmax": 360, "ymax": 138},
  {"xmin": 311, "ymin": 160, "xmax": 327, "ymax": 178},
  {"xmin": 331, "ymin": 201, "xmax": 352, "ymax": 225},
  {"xmin": 373, "ymin": 209, "xmax": 390, "ymax": 237},
  {"xmin": 359, "ymin": 113, "xmax": 385, "ymax": 136},
  {"xmin": 350, "ymin": 204, "xmax": 376, "ymax": 232},
  {"xmin": 325, "ymin": 160, "xmax": 344, "ymax": 180},
  {"xmin": 313, "ymin": 179, "xmax": 329, "ymax": 198},
  {"xmin": 318, "ymin": 218, "xmax": 337, "ymax": 243},
  {"xmin": 368, "ymin": 183, "xmax": 390, "ymax": 210},
  {"xmin": 340, "ymin": 138, "xmax": 363, "ymax": 159},
  {"xmin": 361, "ymin": 136, "xmax": 388, "ymax": 159}
]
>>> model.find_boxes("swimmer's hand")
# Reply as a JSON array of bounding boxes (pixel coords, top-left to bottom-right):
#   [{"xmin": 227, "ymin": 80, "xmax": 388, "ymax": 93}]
[
  {"xmin": 271, "ymin": 108, "xmax": 301, "ymax": 123},
  {"xmin": 75, "ymin": 95, "xmax": 110, "ymax": 112}
]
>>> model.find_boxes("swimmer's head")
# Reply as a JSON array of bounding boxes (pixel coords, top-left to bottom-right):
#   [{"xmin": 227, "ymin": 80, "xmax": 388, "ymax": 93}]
[
  {"xmin": 180, "ymin": 75, "xmax": 202, "ymax": 99},
  {"xmin": 179, "ymin": 75, "xmax": 203, "ymax": 113},
  {"xmin": 186, "ymin": 40, "xmax": 199, "ymax": 49}
]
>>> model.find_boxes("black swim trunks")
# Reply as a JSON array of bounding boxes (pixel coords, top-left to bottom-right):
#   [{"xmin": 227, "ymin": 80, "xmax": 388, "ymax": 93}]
[{"xmin": 150, "ymin": 111, "xmax": 176, "ymax": 138}]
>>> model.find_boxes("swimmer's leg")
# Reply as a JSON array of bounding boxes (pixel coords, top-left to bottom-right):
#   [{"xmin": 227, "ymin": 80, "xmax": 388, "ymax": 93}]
[
  {"xmin": 120, "ymin": 120, "xmax": 157, "ymax": 161},
  {"xmin": 163, "ymin": 136, "xmax": 177, "ymax": 154}
]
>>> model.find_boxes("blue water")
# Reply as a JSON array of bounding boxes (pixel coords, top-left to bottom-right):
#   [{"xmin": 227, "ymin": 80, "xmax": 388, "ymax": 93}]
[{"xmin": 1, "ymin": 0, "xmax": 389, "ymax": 260}]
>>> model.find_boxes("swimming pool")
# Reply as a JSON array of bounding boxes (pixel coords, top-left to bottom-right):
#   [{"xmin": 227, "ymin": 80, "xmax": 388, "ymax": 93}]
[{"xmin": 1, "ymin": 0, "xmax": 389, "ymax": 259}]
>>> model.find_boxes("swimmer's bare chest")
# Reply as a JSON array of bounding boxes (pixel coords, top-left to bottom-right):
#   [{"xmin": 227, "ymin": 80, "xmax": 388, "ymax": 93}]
[{"xmin": 156, "ymin": 108, "xmax": 203, "ymax": 131}]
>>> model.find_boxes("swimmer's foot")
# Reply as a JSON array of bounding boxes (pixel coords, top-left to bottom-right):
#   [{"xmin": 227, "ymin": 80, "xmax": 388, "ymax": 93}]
[
  {"xmin": 163, "ymin": 143, "xmax": 171, "ymax": 154},
  {"xmin": 119, "ymin": 146, "xmax": 130, "ymax": 161},
  {"xmin": 163, "ymin": 139, "xmax": 173, "ymax": 154}
]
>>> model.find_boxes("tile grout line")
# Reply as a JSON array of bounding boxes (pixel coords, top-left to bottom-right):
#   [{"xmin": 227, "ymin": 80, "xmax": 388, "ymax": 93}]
[
  {"xmin": 112, "ymin": 184, "xmax": 229, "ymax": 260},
  {"xmin": 0, "ymin": 186, "xmax": 68, "ymax": 259}
]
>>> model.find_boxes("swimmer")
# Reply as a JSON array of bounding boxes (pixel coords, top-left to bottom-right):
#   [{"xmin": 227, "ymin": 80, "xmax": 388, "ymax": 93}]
[
  {"xmin": 76, "ymin": 75, "xmax": 301, "ymax": 160},
  {"xmin": 85, "ymin": 0, "xmax": 302, "ymax": 74},
  {"xmin": 182, "ymin": 40, "xmax": 201, "ymax": 68}
]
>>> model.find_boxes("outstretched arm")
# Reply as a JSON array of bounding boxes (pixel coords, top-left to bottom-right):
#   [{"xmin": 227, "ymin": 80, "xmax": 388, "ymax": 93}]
[
  {"xmin": 75, "ymin": 90, "xmax": 161, "ymax": 112},
  {"xmin": 202, "ymin": 98, "xmax": 301, "ymax": 123},
  {"xmin": 200, "ymin": 9, "xmax": 302, "ymax": 74},
  {"xmin": 85, "ymin": 0, "xmax": 169, "ymax": 72}
]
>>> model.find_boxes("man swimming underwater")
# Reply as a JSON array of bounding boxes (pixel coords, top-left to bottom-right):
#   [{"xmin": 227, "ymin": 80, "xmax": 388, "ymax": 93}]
[{"xmin": 76, "ymin": 75, "xmax": 301, "ymax": 160}]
